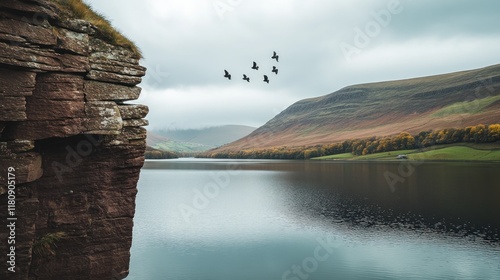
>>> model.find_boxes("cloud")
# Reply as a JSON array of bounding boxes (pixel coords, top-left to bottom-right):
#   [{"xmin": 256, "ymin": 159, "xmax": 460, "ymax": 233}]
[
  {"xmin": 139, "ymin": 85, "xmax": 297, "ymax": 130},
  {"xmin": 85, "ymin": 0, "xmax": 500, "ymax": 130},
  {"xmin": 338, "ymin": 35, "xmax": 500, "ymax": 85},
  {"xmin": 391, "ymin": 0, "xmax": 500, "ymax": 38}
]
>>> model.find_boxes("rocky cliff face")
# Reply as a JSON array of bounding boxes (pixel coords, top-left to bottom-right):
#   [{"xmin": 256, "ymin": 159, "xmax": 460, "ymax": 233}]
[{"xmin": 0, "ymin": 1, "xmax": 147, "ymax": 279}]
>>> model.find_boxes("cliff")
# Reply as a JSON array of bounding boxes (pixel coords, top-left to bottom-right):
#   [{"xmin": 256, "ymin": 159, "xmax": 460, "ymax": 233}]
[{"xmin": 0, "ymin": 1, "xmax": 147, "ymax": 279}]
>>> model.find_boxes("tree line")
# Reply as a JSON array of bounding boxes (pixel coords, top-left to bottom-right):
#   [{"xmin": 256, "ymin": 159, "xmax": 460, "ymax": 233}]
[
  {"xmin": 144, "ymin": 146, "xmax": 179, "ymax": 159},
  {"xmin": 202, "ymin": 124, "xmax": 500, "ymax": 159}
]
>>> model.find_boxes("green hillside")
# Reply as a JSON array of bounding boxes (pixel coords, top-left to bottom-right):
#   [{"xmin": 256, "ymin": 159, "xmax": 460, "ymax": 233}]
[
  {"xmin": 209, "ymin": 63, "xmax": 500, "ymax": 154},
  {"xmin": 314, "ymin": 143, "xmax": 500, "ymax": 162},
  {"xmin": 410, "ymin": 145, "xmax": 500, "ymax": 161}
]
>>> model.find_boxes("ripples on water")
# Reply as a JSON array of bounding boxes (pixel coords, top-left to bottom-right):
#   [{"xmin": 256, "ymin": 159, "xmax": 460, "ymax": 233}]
[
  {"xmin": 128, "ymin": 159, "xmax": 500, "ymax": 280},
  {"xmin": 296, "ymin": 190, "xmax": 500, "ymax": 245}
]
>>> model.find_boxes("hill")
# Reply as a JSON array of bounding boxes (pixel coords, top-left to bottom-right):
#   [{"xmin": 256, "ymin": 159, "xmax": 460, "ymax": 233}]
[
  {"xmin": 156, "ymin": 125, "xmax": 256, "ymax": 146},
  {"xmin": 210, "ymin": 64, "xmax": 500, "ymax": 153},
  {"xmin": 147, "ymin": 125, "xmax": 256, "ymax": 153},
  {"xmin": 144, "ymin": 146, "xmax": 179, "ymax": 159},
  {"xmin": 146, "ymin": 131, "xmax": 213, "ymax": 154},
  {"xmin": 154, "ymin": 125, "xmax": 255, "ymax": 146},
  {"xmin": 146, "ymin": 131, "xmax": 171, "ymax": 147}
]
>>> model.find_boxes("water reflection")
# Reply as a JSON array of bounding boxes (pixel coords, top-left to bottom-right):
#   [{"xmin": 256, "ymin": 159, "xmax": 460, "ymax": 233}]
[
  {"xmin": 276, "ymin": 160, "xmax": 500, "ymax": 243},
  {"xmin": 143, "ymin": 159, "xmax": 500, "ymax": 240},
  {"xmin": 129, "ymin": 159, "xmax": 500, "ymax": 280}
]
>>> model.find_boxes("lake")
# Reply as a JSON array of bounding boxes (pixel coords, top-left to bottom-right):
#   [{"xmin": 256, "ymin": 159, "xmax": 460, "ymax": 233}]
[{"xmin": 127, "ymin": 159, "xmax": 500, "ymax": 280}]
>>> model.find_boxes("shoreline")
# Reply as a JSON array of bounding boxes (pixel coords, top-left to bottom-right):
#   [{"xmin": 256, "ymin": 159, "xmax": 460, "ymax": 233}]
[
  {"xmin": 311, "ymin": 143, "xmax": 500, "ymax": 162},
  {"xmin": 311, "ymin": 158, "xmax": 500, "ymax": 164}
]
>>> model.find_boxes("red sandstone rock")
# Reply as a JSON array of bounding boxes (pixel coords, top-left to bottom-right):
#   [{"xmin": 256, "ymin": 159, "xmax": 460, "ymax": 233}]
[
  {"xmin": 87, "ymin": 69, "xmax": 144, "ymax": 86},
  {"xmin": 0, "ymin": 68, "xmax": 36, "ymax": 121},
  {"xmin": 123, "ymin": 119, "xmax": 149, "ymax": 127},
  {"xmin": 34, "ymin": 73, "xmax": 85, "ymax": 101},
  {"xmin": 0, "ymin": 68, "xmax": 37, "ymax": 97},
  {"xmin": 7, "ymin": 140, "xmax": 35, "ymax": 153},
  {"xmin": 0, "ymin": 41, "xmax": 90, "ymax": 73},
  {"xmin": 6, "ymin": 118, "xmax": 86, "ymax": 140},
  {"xmin": 84, "ymin": 80, "xmax": 142, "ymax": 101},
  {"xmin": 55, "ymin": 27, "xmax": 91, "ymax": 55},
  {"xmin": 0, "ymin": 96, "xmax": 27, "ymax": 121},
  {"xmin": 0, "ymin": 2, "xmax": 148, "ymax": 279},
  {"xmin": 0, "ymin": 152, "xmax": 42, "ymax": 190},
  {"xmin": 0, "ymin": 17, "xmax": 57, "ymax": 46},
  {"xmin": 0, "ymin": 0, "xmax": 59, "ymax": 20},
  {"xmin": 26, "ymin": 99, "xmax": 86, "ymax": 120},
  {"xmin": 118, "ymin": 104, "xmax": 149, "ymax": 119}
]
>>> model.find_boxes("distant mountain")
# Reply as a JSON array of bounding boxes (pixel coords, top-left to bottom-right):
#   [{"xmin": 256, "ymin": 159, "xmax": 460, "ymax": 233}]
[
  {"xmin": 146, "ymin": 131, "xmax": 213, "ymax": 154},
  {"xmin": 154, "ymin": 125, "xmax": 256, "ymax": 147},
  {"xmin": 148, "ymin": 125, "xmax": 256, "ymax": 153},
  {"xmin": 209, "ymin": 63, "xmax": 500, "ymax": 153},
  {"xmin": 146, "ymin": 131, "xmax": 171, "ymax": 147},
  {"xmin": 144, "ymin": 146, "xmax": 178, "ymax": 159}
]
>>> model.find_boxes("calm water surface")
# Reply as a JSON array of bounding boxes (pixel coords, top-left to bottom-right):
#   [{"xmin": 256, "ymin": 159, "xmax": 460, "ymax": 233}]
[{"xmin": 127, "ymin": 159, "xmax": 500, "ymax": 280}]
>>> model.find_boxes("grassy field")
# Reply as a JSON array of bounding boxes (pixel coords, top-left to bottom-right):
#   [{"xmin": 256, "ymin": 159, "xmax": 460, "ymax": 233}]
[
  {"xmin": 431, "ymin": 95, "xmax": 500, "ymax": 117},
  {"xmin": 318, "ymin": 153, "xmax": 355, "ymax": 160},
  {"xmin": 313, "ymin": 143, "xmax": 500, "ymax": 162},
  {"xmin": 410, "ymin": 146, "xmax": 500, "ymax": 161}
]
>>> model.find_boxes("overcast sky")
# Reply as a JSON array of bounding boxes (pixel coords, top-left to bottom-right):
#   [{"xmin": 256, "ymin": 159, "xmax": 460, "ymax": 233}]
[{"xmin": 84, "ymin": 0, "xmax": 500, "ymax": 130}]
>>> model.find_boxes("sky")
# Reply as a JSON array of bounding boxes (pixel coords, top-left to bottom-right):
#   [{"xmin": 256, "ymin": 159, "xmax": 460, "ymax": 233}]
[{"xmin": 84, "ymin": 0, "xmax": 500, "ymax": 130}]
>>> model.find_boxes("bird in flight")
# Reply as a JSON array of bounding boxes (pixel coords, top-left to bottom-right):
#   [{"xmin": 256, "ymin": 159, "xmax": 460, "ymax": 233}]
[
  {"xmin": 251, "ymin": 61, "xmax": 259, "ymax": 70},
  {"xmin": 272, "ymin": 51, "xmax": 279, "ymax": 62},
  {"xmin": 224, "ymin": 70, "xmax": 231, "ymax": 80},
  {"xmin": 243, "ymin": 74, "xmax": 250, "ymax": 82},
  {"xmin": 263, "ymin": 75, "xmax": 269, "ymax": 84},
  {"xmin": 272, "ymin": 66, "xmax": 278, "ymax": 75}
]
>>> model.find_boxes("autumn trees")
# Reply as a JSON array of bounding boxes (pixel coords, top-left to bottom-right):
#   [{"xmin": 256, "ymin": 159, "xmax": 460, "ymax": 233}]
[
  {"xmin": 203, "ymin": 124, "xmax": 500, "ymax": 159},
  {"xmin": 144, "ymin": 146, "xmax": 179, "ymax": 159}
]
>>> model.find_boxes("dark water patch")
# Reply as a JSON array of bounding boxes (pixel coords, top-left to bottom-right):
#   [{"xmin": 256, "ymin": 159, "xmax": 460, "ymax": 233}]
[{"xmin": 130, "ymin": 159, "xmax": 500, "ymax": 279}]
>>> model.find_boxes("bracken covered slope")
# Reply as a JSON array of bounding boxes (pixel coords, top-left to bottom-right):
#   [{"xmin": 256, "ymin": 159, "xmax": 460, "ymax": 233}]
[
  {"xmin": 211, "ymin": 63, "xmax": 500, "ymax": 153},
  {"xmin": 0, "ymin": 1, "xmax": 147, "ymax": 279}
]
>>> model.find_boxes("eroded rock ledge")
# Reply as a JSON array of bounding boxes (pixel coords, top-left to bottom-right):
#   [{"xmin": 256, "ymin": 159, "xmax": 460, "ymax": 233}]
[{"xmin": 0, "ymin": 1, "xmax": 147, "ymax": 279}]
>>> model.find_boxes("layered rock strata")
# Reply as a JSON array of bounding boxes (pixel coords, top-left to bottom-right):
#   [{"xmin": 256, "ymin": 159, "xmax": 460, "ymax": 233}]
[{"xmin": 0, "ymin": 1, "xmax": 147, "ymax": 279}]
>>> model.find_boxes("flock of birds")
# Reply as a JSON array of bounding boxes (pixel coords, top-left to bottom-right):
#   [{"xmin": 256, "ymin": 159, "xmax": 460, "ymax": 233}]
[{"xmin": 224, "ymin": 51, "xmax": 279, "ymax": 84}]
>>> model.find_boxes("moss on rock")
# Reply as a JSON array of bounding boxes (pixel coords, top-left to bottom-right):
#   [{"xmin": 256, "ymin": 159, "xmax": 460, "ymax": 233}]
[{"xmin": 49, "ymin": 0, "xmax": 142, "ymax": 58}]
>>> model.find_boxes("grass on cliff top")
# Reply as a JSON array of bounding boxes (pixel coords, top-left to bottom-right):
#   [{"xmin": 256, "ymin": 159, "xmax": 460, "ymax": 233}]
[{"xmin": 50, "ymin": 0, "xmax": 142, "ymax": 58}]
